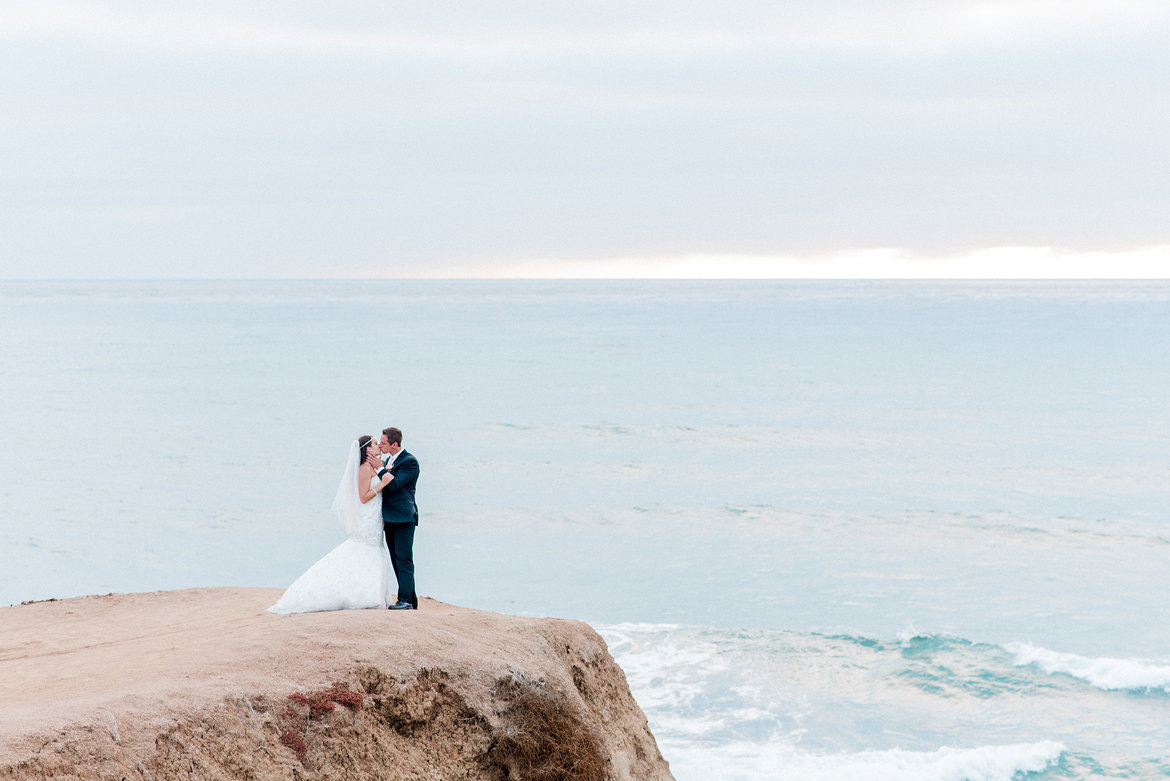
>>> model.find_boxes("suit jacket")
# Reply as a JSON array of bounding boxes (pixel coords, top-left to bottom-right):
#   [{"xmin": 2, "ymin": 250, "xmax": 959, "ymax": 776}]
[{"xmin": 380, "ymin": 450, "xmax": 420, "ymax": 526}]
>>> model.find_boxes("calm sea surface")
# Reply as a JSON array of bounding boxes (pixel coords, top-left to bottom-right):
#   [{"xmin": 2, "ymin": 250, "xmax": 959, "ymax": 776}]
[{"xmin": 2, "ymin": 280, "xmax": 1168, "ymax": 779}]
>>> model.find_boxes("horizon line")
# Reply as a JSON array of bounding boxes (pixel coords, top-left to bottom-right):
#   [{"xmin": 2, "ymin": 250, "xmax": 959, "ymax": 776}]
[
  {"xmin": 6, "ymin": 245, "xmax": 1170, "ymax": 281},
  {"xmin": 5, "ymin": 276, "xmax": 1170, "ymax": 282}
]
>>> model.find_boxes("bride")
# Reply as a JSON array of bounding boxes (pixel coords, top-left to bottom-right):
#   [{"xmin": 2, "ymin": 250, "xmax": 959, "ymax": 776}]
[{"xmin": 268, "ymin": 436, "xmax": 395, "ymax": 614}]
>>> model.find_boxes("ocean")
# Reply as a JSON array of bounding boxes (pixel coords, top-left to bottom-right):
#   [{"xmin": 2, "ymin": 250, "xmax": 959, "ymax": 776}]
[{"xmin": 2, "ymin": 280, "xmax": 1168, "ymax": 779}]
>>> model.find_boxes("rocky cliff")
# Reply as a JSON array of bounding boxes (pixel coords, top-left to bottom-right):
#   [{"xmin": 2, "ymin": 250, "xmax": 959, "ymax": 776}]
[{"xmin": 0, "ymin": 588, "xmax": 673, "ymax": 780}]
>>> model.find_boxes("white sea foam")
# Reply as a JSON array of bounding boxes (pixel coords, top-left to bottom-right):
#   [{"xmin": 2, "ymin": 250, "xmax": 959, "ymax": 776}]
[
  {"xmin": 598, "ymin": 625, "xmax": 729, "ymax": 713},
  {"xmin": 599, "ymin": 621, "xmax": 684, "ymax": 633},
  {"xmin": 663, "ymin": 738, "xmax": 1065, "ymax": 781},
  {"xmin": 896, "ymin": 626, "xmax": 927, "ymax": 644},
  {"xmin": 1006, "ymin": 642, "xmax": 1170, "ymax": 692}
]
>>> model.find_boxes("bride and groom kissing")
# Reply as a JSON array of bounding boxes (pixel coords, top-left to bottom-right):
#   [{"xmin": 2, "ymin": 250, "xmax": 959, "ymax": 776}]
[{"xmin": 269, "ymin": 428, "xmax": 420, "ymax": 614}]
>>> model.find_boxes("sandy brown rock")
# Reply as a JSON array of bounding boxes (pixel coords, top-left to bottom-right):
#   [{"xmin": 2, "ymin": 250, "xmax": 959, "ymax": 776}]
[{"xmin": 0, "ymin": 588, "xmax": 673, "ymax": 780}]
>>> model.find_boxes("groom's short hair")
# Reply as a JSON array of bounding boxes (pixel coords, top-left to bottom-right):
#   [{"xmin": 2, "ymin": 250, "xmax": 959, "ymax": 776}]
[{"xmin": 383, "ymin": 427, "xmax": 403, "ymax": 446}]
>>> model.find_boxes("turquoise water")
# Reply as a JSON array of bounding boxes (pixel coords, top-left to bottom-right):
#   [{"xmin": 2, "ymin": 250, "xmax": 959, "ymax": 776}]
[
  {"xmin": 600, "ymin": 625, "xmax": 1170, "ymax": 779},
  {"xmin": 2, "ymin": 280, "xmax": 1169, "ymax": 779}
]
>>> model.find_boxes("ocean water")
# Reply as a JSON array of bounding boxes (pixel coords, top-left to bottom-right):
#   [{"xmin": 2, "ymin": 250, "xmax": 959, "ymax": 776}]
[{"xmin": 2, "ymin": 280, "xmax": 1168, "ymax": 779}]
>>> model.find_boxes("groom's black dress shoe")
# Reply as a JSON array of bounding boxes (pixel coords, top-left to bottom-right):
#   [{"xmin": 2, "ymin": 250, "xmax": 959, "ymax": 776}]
[{"xmin": 388, "ymin": 601, "xmax": 416, "ymax": 610}]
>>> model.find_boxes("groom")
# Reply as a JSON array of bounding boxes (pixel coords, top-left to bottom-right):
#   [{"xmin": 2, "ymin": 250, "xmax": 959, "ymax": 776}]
[{"xmin": 374, "ymin": 427, "xmax": 420, "ymax": 610}]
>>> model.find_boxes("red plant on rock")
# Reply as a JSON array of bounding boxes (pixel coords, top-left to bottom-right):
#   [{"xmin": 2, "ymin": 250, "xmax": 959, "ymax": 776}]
[
  {"xmin": 322, "ymin": 682, "xmax": 364, "ymax": 710},
  {"xmin": 287, "ymin": 683, "xmax": 364, "ymax": 720},
  {"xmin": 279, "ymin": 683, "xmax": 364, "ymax": 765},
  {"xmin": 280, "ymin": 729, "xmax": 307, "ymax": 763}
]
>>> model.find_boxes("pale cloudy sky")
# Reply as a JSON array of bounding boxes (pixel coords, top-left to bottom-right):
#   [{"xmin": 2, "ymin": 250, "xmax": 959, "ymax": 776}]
[{"xmin": 2, "ymin": 1, "xmax": 1169, "ymax": 278}]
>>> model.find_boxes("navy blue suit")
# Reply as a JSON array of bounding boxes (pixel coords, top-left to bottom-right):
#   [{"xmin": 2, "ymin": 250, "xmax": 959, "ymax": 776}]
[{"xmin": 381, "ymin": 450, "xmax": 419, "ymax": 608}]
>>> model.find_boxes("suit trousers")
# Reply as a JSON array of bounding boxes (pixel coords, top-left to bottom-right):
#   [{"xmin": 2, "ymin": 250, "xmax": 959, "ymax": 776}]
[{"xmin": 384, "ymin": 522, "xmax": 417, "ymax": 608}]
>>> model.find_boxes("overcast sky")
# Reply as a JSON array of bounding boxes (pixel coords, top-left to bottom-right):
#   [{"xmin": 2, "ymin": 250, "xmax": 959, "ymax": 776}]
[{"xmin": 3, "ymin": 1, "xmax": 1169, "ymax": 278}]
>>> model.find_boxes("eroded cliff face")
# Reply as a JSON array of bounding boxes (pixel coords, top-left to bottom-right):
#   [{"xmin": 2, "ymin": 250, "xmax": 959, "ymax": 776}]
[{"xmin": 0, "ymin": 588, "xmax": 673, "ymax": 780}]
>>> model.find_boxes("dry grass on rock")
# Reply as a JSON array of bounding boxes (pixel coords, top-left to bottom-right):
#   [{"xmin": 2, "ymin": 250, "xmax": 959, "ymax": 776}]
[{"xmin": 486, "ymin": 676, "xmax": 607, "ymax": 781}]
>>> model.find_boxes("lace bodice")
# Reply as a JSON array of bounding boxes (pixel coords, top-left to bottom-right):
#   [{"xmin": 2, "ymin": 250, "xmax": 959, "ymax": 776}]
[{"xmin": 349, "ymin": 477, "xmax": 384, "ymax": 546}]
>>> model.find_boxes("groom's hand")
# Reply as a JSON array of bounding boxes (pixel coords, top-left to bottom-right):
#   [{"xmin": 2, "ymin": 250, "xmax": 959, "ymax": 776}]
[{"xmin": 365, "ymin": 453, "xmax": 381, "ymax": 468}]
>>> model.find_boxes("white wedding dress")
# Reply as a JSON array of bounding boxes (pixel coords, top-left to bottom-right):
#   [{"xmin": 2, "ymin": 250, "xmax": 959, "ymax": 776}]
[{"xmin": 268, "ymin": 441, "xmax": 394, "ymax": 614}]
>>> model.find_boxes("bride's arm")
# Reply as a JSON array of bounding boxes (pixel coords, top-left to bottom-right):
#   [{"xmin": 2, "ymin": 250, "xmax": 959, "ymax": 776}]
[{"xmin": 358, "ymin": 463, "xmax": 393, "ymax": 503}]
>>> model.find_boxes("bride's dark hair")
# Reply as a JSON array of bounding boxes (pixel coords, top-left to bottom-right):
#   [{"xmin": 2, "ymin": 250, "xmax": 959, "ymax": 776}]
[{"xmin": 357, "ymin": 435, "xmax": 373, "ymax": 464}]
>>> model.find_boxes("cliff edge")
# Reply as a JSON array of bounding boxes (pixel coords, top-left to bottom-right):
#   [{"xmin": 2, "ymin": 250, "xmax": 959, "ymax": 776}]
[{"xmin": 0, "ymin": 588, "xmax": 673, "ymax": 780}]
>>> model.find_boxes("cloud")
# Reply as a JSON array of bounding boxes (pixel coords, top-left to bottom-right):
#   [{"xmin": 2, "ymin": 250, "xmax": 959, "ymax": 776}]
[
  {"xmin": 2, "ymin": 2, "xmax": 1167, "ymax": 279},
  {"xmin": 4, "ymin": 1, "xmax": 1168, "ymax": 59},
  {"xmin": 791, "ymin": 0, "xmax": 1170, "ymax": 51}
]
